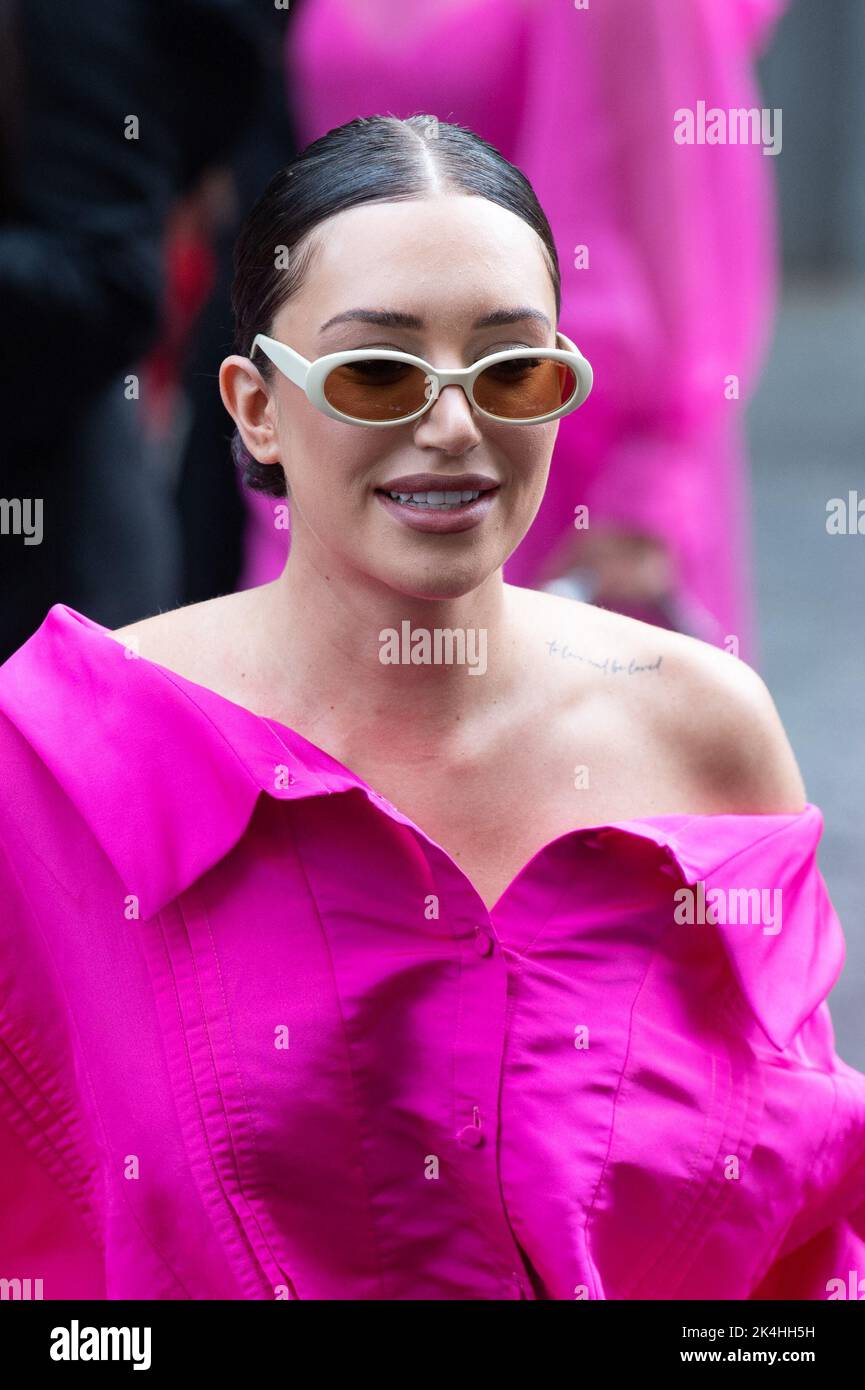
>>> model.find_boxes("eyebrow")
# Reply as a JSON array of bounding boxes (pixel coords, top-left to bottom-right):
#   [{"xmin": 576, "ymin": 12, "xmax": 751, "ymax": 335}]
[{"xmin": 318, "ymin": 306, "xmax": 552, "ymax": 334}]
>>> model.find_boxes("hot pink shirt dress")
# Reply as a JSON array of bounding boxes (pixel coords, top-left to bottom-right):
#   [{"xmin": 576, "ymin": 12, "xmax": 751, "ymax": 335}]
[{"xmin": 0, "ymin": 602, "xmax": 863, "ymax": 1300}]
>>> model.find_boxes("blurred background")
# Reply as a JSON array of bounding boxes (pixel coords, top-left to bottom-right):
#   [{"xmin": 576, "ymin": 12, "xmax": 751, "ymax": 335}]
[
  {"xmin": 0, "ymin": 0, "xmax": 862, "ymax": 1062},
  {"xmin": 750, "ymin": 1, "xmax": 865, "ymax": 1068}
]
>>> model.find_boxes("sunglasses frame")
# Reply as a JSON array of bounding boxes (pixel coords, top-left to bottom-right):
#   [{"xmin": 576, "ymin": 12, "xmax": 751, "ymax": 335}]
[{"xmin": 249, "ymin": 330, "xmax": 593, "ymax": 426}]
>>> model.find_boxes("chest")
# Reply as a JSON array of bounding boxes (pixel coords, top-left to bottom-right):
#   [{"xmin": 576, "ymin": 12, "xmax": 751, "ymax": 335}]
[
  {"xmin": 352, "ymin": 754, "xmax": 599, "ymax": 915},
  {"xmin": 333, "ymin": 699, "xmax": 696, "ymax": 913}
]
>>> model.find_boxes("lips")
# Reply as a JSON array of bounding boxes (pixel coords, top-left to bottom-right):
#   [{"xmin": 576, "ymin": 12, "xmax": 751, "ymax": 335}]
[
  {"xmin": 374, "ymin": 483, "xmax": 499, "ymax": 534},
  {"xmin": 375, "ymin": 472, "xmax": 500, "ymax": 494}
]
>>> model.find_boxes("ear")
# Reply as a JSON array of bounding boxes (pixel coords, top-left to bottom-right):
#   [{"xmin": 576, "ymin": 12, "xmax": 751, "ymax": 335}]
[{"xmin": 219, "ymin": 355, "xmax": 281, "ymax": 466}]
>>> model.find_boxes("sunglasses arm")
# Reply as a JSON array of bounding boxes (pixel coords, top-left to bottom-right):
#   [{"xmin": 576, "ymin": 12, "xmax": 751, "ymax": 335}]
[
  {"xmin": 553, "ymin": 331, "xmax": 593, "ymax": 407},
  {"xmin": 250, "ymin": 333, "xmax": 310, "ymax": 389}
]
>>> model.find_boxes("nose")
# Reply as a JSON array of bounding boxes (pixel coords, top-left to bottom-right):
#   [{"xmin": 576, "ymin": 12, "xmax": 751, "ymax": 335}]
[{"xmin": 413, "ymin": 381, "xmax": 483, "ymax": 451}]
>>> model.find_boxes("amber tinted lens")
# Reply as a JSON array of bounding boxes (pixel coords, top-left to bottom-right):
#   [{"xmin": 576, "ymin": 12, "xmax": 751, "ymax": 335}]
[
  {"xmin": 323, "ymin": 359, "xmax": 432, "ymax": 421},
  {"xmin": 473, "ymin": 355, "xmax": 577, "ymax": 420}
]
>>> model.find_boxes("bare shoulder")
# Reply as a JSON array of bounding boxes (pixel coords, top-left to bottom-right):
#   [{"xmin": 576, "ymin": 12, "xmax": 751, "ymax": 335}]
[
  {"xmin": 654, "ymin": 621, "xmax": 806, "ymax": 814},
  {"xmin": 108, "ymin": 589, "xmax": 260, "ymax": 688},
  {"xmin": 512, "ymin": 585, "xmax": 807, "ymax": 816},
  {"xmin": 109, "ymin": 595, "xmax": 219, "ymax": 661}
]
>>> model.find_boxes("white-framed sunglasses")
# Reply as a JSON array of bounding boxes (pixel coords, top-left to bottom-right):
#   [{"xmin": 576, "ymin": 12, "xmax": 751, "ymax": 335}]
[{"xmin": 250, "ymin": 330, "xmax": 593, "ymax": 427}]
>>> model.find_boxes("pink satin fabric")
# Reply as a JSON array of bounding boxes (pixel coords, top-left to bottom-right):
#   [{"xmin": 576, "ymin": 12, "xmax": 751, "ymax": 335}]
[{"xmin": 0, "ymin": 601, "xmax": 862, "ymax": 1299}]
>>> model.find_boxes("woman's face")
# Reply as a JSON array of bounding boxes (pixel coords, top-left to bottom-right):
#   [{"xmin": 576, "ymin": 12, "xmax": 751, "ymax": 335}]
[{"xmin": 224, "ymin": 194, "xmax": 562, "ymax": 600}]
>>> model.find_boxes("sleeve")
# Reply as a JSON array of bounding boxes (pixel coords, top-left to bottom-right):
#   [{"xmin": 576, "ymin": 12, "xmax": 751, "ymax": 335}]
[
  {"xmin": 0, "ymin": 1086, "xmax": 106, "ymax": 1300},
  {"xmin": 747, "ymin": 1058, "xmax": 865, "ymax": 1301},
  {"xmin": 508, "ymin": 0, "xmax": 789, "ymax": 568},
  {"xmin": 748, "ymin": 1208, "xmax": 865, "ymax": 1300},
  {"xmin": 686, "ymin": 808, "xmax": 865, "ymax": 1299},
  {"xmin": 0, "ymin": 816, "xmax": 106, "ymax": 1299},
  {"xmin": 746, "ymin": 961, "xmax": 865, "ymax": 1301}
]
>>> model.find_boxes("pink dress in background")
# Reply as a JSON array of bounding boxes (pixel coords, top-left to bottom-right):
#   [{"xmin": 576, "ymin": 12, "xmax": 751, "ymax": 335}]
[
  {"xmin": 239, "ymin": 0, "xmax": 786, "ymax": 663},
  {"xmin": 1, "ymin": 602, "xmax": 863, "ymax": 1299}
]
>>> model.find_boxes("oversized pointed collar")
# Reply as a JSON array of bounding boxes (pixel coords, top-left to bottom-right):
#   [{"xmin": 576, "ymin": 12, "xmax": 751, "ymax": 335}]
[{"xmin": 0, "ymin": 603, "xmax": 844, "ymax": 1054}]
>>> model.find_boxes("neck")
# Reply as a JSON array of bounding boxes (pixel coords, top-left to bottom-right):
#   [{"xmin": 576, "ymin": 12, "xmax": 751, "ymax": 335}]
[{"xmin": 253, "ymin": 539, "xmax": 523, "ymax": 754}]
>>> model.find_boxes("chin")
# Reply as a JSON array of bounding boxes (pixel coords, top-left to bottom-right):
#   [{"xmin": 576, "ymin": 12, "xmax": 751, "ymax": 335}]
[{"xmin": 382, "ymin": 565, "xmax": 494, "ymax": 603}]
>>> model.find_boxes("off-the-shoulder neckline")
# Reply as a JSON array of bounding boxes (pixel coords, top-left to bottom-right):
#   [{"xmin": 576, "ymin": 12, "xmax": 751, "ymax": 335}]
[{"xmin": 49, "ymin": 602, "xmax": 813, "ymax": 831}]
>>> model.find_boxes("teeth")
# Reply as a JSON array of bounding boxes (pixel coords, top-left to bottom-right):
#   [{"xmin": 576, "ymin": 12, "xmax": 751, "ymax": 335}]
[{"xmin": 387, "ymin": 489, "xmax": 482, "ymax": 507}]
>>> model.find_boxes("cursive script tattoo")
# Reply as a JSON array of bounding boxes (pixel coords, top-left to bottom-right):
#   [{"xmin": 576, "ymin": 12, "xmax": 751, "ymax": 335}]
[{"xmin": 545, "ymin": 638, "xmax": 663, "ymax": 674}]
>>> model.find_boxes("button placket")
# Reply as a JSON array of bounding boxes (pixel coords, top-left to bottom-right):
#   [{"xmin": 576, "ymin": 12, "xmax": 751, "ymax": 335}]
[{"xmin": 417, "ymin": 848, "xmax": 537, "ymax": 1297}]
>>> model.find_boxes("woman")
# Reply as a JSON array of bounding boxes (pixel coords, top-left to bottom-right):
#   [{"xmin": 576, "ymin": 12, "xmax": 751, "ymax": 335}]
[
  {"xmin": 0, "ymin": 117, "xmax": 862, "ymax": 1301},
  {"xmin": 240, "ymin": 0, "xmax": 789, "ymax": 663}
]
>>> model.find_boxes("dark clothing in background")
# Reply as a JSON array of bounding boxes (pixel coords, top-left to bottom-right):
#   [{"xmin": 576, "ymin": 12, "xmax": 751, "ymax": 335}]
[
  {"xmin": 177, "ymin": 17, "xmax": 300, "ymax": 605},
  {"xmin": 0, "ymin": 0, "xmax": 271, "ymax": 659}
]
